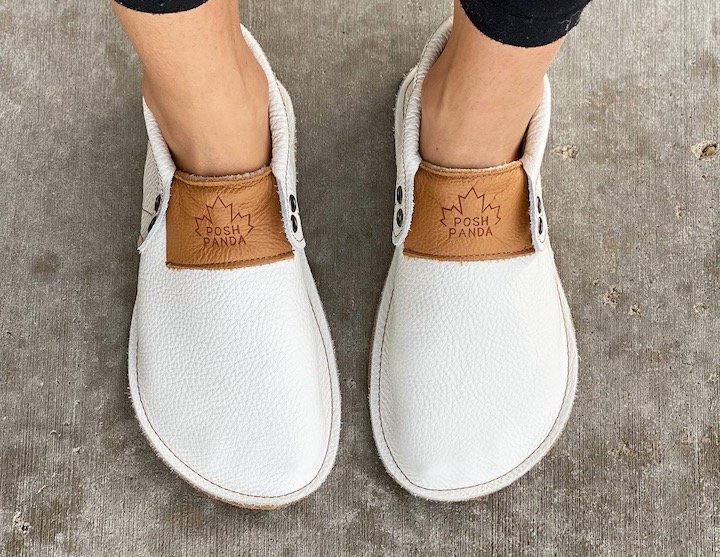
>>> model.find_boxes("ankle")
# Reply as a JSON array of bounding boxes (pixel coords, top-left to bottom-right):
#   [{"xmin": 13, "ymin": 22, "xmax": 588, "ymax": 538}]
[
  {"xmin": 420, "ymin": 59, "xmax": 544, "ymax": 168},
  {"xmin": 143, "ymin": 53, "xmax": 271, "ymax": 176},
  {"xmin": 419, "ymin": 4, "xmax": 559, "ymax": 169}
]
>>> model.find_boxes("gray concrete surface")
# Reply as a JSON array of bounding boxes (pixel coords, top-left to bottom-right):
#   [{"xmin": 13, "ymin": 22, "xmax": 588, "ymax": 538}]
[{"xmin": 1, "ymin": 1, "xmax": 718, "ymax": 555}]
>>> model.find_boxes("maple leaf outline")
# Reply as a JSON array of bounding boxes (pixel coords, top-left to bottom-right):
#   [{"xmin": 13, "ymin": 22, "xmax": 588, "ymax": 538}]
[
  {"xmin": 194, "ymin": 195, "xmax": 254, "ymax": 238},
  {"xmin": 439, "ymin": 187, "xmax": 501, "ymax": 227}
]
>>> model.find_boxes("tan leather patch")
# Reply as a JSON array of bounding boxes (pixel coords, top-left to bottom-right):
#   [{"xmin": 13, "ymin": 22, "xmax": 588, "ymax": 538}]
[
  {"xmin": 165, "ymin": 168, "xmax": 293, "ymax": 269},
  {"xmin": 404, "ymin": 161, "xmax": 534, "ymax": 261}
]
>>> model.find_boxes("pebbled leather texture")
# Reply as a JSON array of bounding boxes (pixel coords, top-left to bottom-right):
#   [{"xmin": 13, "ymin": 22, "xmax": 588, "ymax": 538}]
[
  {"xmin": 370, "ymin": 16, "xmax": 578, "ymax": 501},
  {"xmin": 135, "ymin": 231, "xmax": 332, "ymax": 497},
  {"xmin": 377, "ymin": 249, "xmax": 569, "ymax": 491},
  {"xmin": 129, "ymin": 25, "xmax": 340, "ymax": 508}
]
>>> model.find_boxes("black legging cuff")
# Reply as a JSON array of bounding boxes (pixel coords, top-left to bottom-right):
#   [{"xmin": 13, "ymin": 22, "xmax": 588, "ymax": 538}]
[
  {"xmin": 114, "ymin": 0, "xmax": 209, "ymax": 14},
  {"xmin": 459, "ymin": 0, "xmax": 591, "ymax": 47},
  {"xmin": 114, "ymin": 0, "xmax": 590, "ymax": 47}
]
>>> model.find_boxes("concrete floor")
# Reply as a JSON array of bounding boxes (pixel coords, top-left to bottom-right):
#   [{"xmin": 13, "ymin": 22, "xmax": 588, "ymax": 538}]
[{"xmin": 1, "ymin": 1, "xmax": 718, "ymax": 555}]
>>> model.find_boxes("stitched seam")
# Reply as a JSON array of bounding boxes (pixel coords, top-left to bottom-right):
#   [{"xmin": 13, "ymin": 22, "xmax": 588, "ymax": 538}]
[
  {"xmin": 419, "ymin": 160, "xmax": 523, "ymax": 178},
  {"xmin": 403, "ymin": 247, "xmax": 535, "ymax": 259},
  {"xmin": 175, "ymin": 176, "xmax": 271, "ymax": 190},
  {"xmin": 166, "ymin": 251, "xmax": 294, "ymax": 269},
  {"xmin": 138, "ymin": 148, "xmax": 167, "ymax": 250},
  {"xmin": 377, "ymin": 270, "xmax": 573, "ymax": 493},
  {"xmin": 395, "ymin": 75, "xmax": 412, "ymax": 240},
  {"xmin": 174, "ymin": 168, "xmax": 272, "ymax": 188},
  {"xmin": 279, "ymin": 85, "xmax": 305, "ymax": 244},
  {"xmin": 134, "ymin": 272, "xmax": 335, "ymax": 500}
]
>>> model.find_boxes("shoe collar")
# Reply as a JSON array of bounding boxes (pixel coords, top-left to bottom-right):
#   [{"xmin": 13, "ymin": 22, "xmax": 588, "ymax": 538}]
[
  {"xmin": 138, "ymin": 25, "xmax": 305, "ymax": 254},
  {"xmin": 392, "ymin": 16, "xmax": 551, "ymax": 252}
]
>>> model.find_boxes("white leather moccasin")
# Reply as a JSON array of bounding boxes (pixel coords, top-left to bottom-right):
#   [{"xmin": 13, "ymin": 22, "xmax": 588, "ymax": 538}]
[
  {"xmin": 369, "ymin": 17, "xmax": 578, "ymax": 501},
  {"xmin": 128, "ymin": 26, "xmax": 340, "ymax": 509}
]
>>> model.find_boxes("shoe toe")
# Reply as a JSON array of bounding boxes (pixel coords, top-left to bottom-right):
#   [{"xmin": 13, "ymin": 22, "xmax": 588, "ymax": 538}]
[
  {"xmin": 374, "ymin": 252, "xmax": 574, "ymax": 499},
  {"xmin": 131, "ymin": 249, "xmax": 335, "ymax": 507}
]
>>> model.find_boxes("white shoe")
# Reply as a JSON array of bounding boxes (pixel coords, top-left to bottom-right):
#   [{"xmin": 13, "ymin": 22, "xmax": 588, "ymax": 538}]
[
  {"xmin": 128, "ymin": 26, "xmax": 340, "ymax": 509},
  {"xmin": 369, "ymin": 17, "xmax": 578, "ymax": 501}
]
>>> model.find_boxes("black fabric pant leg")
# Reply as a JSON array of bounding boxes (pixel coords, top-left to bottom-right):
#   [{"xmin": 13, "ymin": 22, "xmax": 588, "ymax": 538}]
[
  {"xmin": 114, "ymin": 0, "xmax": 209, "ymax": 14},
  {"xmin": 459, "ymin": 0, "xmax": 593, "ymax": 47},
  {"xmin": 115, "ymin": 0, "xmax": 591, "ymax": 46}
]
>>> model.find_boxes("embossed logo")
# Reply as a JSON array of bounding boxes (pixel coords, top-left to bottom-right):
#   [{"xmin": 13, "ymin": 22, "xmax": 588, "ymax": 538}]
[
  {"xmin": 194, "ymin": 195, "xmax": 253, "ymax": 248},
  {"xmin": 440, "ymin": 187, "xmax": 501, "ymax": 239}
]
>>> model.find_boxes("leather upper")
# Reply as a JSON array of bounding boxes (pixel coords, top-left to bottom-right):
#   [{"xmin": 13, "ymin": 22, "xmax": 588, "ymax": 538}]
[
  {"xmin": 377, "ymin": 249, "xmax": 570, "ymax": 491},
  {"xmin": 135, "ymin": 229, "xmax": 333, "ymax": 496}
]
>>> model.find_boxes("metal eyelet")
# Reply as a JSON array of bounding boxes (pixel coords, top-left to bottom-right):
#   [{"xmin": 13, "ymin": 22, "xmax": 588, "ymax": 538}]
[
  {"xmin": 538, "ymin": 216, "xmax": 544, "ymax": 235},
  {"xmin": 537, "ymin": 196, "xmax": 542, "ymax": 215},
  {"xmin": 396, "ymin": 208, "xmax": 404, "ymax": 227},
  {"xmin": 148, "ymin": 216, "xmax": 157, "ymax": 233},
  {"xmin": 291, "ymin": 215, "xmax": 299, "ymax": 233},
  {"xmin": 154, "ymin": 194, "xmax": 162, "ymax": 212},
  {"xmin": 396, "ymin": 186, "xmax": 403, "ymax": 204},
  {"xmin": 289, "ymin": 194, "xmax": 297, "ymax": 213}
]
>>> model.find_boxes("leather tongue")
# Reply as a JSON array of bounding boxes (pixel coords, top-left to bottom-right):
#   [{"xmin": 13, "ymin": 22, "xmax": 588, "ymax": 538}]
[
  {"xmin": 404, "ymin": 161, "xmax": 534, "ymax": 261},
  {"xmin": 165, "ymin": 168, "xmax": 293, "ymax": 269}
]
